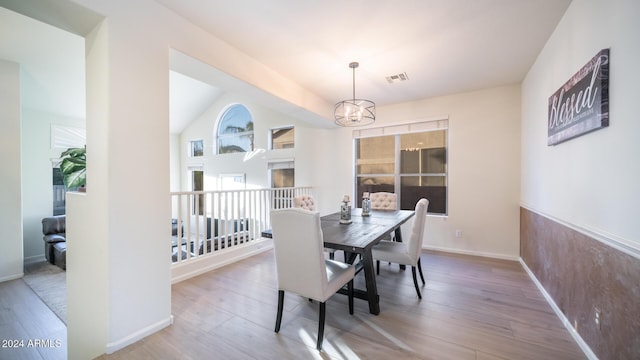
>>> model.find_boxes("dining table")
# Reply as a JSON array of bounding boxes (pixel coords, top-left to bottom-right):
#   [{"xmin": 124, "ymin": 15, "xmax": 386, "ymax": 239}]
[{"xmin": 320, "ymin": 207, "xmax": 415, "ymax": 315}]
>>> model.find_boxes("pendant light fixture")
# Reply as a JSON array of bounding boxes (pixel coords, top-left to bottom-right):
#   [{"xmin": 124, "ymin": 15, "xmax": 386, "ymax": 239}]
[{"xmin": 334, "ymin": 62, "xmax": 375, "ymax": 127}]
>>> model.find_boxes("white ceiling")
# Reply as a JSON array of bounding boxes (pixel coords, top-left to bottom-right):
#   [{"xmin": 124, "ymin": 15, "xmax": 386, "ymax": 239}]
[
  {"xmin": 0, "ymin": 6, "xmax": 86, "ymax": 119},
  {"xmin": 2, "ymin": 1, "xmax": 573, "ymax": 133},
  {"xmin": 169, "ymin": 71, "xmax": 223, "ymax": 134},
  {"xmin": 158, "ymin": 0, "xmax": 572, "ymax": 111}
]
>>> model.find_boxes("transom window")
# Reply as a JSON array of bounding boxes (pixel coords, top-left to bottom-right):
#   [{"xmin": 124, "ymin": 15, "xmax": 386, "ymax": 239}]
[
  {"xmin": 270, "ymin": 126, "xmax": 294, "ymax": 149},
  {"xmin": 216, "ymin": 104, "xmax": 254, "ymax": 154},
  {"xmin": 190, "ymin": 140, "xmax": 204, "ymax": 157}
]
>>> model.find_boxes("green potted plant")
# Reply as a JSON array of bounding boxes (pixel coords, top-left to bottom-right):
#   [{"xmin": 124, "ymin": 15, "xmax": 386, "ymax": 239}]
[{"xmin": 60, "ymin": 146, "xmax": 86, "ymax": 191}]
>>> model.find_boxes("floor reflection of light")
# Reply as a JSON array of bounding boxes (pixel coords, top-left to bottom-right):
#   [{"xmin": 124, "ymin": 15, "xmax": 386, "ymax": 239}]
[
  {"xmin": 297, "ymin": 329, "xmax": 325, "ymax": 359},
  {"xmin": 298, "ymin": 327, "xmax": 361, "ymax": 359},
  {"xmin": 356, "ymin": 315, "xmax": 413, "ymax": 352},
  {"xmin": 323, "ymin": 336, "xmax": 360, "ymax": 360}
]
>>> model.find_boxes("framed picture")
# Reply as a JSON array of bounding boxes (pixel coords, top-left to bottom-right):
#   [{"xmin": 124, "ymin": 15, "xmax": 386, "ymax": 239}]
[{"xmin": 547, "ymin": 48, "xmax": 610, "ymax": 146}]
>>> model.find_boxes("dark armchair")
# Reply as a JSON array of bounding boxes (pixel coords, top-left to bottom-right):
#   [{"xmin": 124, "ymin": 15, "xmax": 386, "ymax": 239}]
[{"xmin": 42, "ymin": 215, "xmax": 66, "ymax": 270}]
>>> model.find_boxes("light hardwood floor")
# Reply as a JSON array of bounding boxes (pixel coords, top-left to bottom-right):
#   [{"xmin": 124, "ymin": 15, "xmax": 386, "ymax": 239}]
[
  {"xmin": 97, "ymin": 250, "xmax": 586, "ymax": 360},
  {"xmin": 0, "ymin": 278, "xmax": 67, "ymax": 359}
]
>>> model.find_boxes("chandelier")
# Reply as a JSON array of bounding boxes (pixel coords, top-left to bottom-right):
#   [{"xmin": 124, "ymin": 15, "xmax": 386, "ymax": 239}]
[{"xmin": 334, "ymin": 62, "xmax": 375, "ymax": 127}]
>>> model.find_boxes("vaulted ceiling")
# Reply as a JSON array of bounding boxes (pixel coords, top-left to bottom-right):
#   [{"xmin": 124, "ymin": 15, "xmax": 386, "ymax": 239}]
[
  {"xmin": 158, "ymin": 0, "xmax": 572, "ymax": 108},
  {"xmin": 1, "ymin": 1, "xmax": 573, "ymax": 132}
]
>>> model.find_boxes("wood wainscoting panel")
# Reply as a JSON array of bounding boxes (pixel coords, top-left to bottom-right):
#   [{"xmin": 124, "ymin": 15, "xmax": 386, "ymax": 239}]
[{"xmin": 520, "ymin": 207, "xmax": 640, "ymax": 360}]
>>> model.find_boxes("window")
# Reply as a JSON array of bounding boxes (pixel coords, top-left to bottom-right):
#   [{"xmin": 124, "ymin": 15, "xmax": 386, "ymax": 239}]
[
  {"xmin": 51, "ymin": 125, "xmax": 86, "ymax": 215},
  {"xmin": 190, "ymin": 166, "xmax": 204, "ymax": 215},
  {"xmin": 52, "ymin": 168, "xmax": 65, "ymax": 215},
  {"xmin": 269, "ymin": 160, "xmax": 295, "ymax": 209},
  {"xmin": 216, "ymin": 104, "xmax": 254, "ymax": 154},
  {"xmin": 270, "ymin": 126, "xmax": 294, "ymax": 149},
  {"xmin": 190, "ymin": 140, "xmax": 204, "ymax": 157},
  {"xmin": 269, "ymin": 160, "xmax": 295, "ymax": 188},
  {"xmin": 354, "ymin": 120, "xmax": 448, "ymax": 215},
  {"xmin": 51, "ymin": 125, "xmax": 85, "ymax": 150}
]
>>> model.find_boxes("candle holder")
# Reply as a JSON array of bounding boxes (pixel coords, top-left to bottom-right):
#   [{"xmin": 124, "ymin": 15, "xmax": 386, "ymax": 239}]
[
  {"xmin": 340, "ymin": 196, "xmax": 352, "ymax": 224},
  {"xmin": 362, "ymin": 192, "xmax": 371, "ymax": 217}
]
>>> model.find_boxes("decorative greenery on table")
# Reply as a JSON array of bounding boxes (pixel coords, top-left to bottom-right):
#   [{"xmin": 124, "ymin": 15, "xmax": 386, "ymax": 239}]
[{"xmin": 60, "ymin": 147, "xmax": 86, "ymax": 190}]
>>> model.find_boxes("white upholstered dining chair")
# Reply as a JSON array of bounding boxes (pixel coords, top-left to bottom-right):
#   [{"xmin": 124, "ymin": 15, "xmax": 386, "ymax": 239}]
[
  {"xmin": 270, "ymin": 208, "xmax": 355, "ymax": 351},
  {"xmin": 293, "ymin": 194, "xmax": 338, "ymax": 260},
  {"xmin": 294, "ymin": 194, "xmax": 316, "ymax": 211},
  {"xmin": 369, "ymin": 192, "xmax": 397, "ymax": 210},
  {"xmin": 371, "ymin": 198, "xmax": 429, "ymax": 299},
  {"xmin": 370, "ymin": 192, "xmax": 398, "ymax": 242}
]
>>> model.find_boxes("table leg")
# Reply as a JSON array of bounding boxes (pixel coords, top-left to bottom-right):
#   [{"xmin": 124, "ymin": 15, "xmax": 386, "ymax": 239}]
[
  {"xmin": 361, "ymin": 249, "xmax": 380, "ymax": 315},
  {"xmin": 394, "ymin": 227, "xmax": 406, "ymax": 270}
]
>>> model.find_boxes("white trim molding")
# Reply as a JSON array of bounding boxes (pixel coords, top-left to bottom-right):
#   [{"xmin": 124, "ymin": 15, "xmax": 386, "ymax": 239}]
[
  {"xmin": 106, "ymin": 315, "xmax": 174, "ymax": 354},
  {"xmin": 422, "ymin": 245, "xmax": 519, "ymax": 262},
  {"xmin": 520, "ymin": 203, "xmax": 640, "ymax": 260}
]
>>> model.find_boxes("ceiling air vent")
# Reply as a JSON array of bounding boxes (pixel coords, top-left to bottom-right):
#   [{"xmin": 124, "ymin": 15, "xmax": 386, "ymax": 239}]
[{"xmin": 385, "ymin": 72, "xmax": 409, "ymax": 84}]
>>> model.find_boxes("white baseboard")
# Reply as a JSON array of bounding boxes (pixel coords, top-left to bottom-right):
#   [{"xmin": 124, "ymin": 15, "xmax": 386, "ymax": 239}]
[
  {"xmin": 0, "ymin": 272, "xmax": 24, "ymax": 282},
  {"xmin": 423, "ymin": 244, "xmax": 519, "ymax": 261},
  {"xmin": 24, "ymin": 255, "xmax": 46, "ymax": 265},
  {"xmin": 105, "ymin": 315, "xmax": 174, "ymax": 354},
  {"xmin": 519, "ymin": 258, "xmax": 598, "ymax": 360}
]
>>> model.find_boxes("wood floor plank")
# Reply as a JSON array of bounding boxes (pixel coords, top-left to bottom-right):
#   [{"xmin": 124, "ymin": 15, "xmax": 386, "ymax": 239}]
[
  {"xmin": 141, "ymin": 250, "xmax": 584, "ymax": 359},
  {"xmin": 4, "ymin": 250, "xmax": 587, "ymax": 359},
  {"xmin": 0, "ymin": 279, "xmax": 67, "ymax": 360}
]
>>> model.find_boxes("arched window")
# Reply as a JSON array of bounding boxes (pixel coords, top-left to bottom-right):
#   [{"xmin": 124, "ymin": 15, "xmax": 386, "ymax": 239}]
[{"xmin": 216, "ymin": 104, "xmax": 254, "ymax": 154}]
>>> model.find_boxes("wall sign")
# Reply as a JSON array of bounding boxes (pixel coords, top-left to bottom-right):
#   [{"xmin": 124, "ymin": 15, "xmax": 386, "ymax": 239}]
[{"xmin": 548, "ymin": 48, "xmax": 610, "ymax": 146}]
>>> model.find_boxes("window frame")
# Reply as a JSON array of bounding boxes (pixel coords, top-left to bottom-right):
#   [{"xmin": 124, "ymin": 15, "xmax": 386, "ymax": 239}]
[
  {"xmin": 268, "ymin": 159, "xmax": 295, "ymax": 188},
  {"xmin": 188, "ymin": 165, "xmax": 204, "ymax": 215},
  {"xmin": 353, "ymin": 119, "xmax": 448, "ymax": 216},
  {"xmin": 189, "ymin": 139, "xmax": 204, "ymax": 157},
  {"xmin": 215, "ymin": 103, "xmax": 254, "ymax": 155},
  {"xmin": 269, "ymin": 125, "xmax": 295, "ymax": 150}
]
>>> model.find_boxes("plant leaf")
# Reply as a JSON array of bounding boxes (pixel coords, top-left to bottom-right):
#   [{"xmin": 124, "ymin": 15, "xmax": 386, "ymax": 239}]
[
  {"xmin": 60, "ymin": 147, "xmax": 86, "ymax": 189},
  {"xmin": 63, "ymin": 168, "xmax": 86, "ymax": 189}
]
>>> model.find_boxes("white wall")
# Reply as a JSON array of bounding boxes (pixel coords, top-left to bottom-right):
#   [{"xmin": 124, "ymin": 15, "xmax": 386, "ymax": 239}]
[
  {"xmin": 521, "ymin": 0, "xmax": 640, "ymax": 253},
  {"xmin": 2, "ymin": 0, "xmax": 335, "ymax": 355},
  {"xmin": 177, "ymin": 80, "xmax": 522, "ymax": 259},
  {"xmin": 0, "ymin": 6, "xmax": 85, "ymax": 264},
  {"xmin": 169, "ymin": 133, "xmax": 181, "ymax": 192},
  {"xmin": 178, "ymin": 91, "xmax": 322, "ymax": 192},
  {"xmin": 330, "ymin": 85, "xmax": 522, "ymax": 259},
  {"xmin": 62, "ymin": 0, "xmax": 336, "ymax": 356},
  {"xmin": 65, "ymin": 19, "xmax": 109, "ymax": 359},
  {"xmin": 0, "ymin": 59, "xmax": 23, "ymax": 281},
  {"xmin": 3, "ymin": 0, "xmax": 534, "ymax": 356},
  {"xmin": 21, "ymin": 110, "xmax": 85, "ymax": 262}
]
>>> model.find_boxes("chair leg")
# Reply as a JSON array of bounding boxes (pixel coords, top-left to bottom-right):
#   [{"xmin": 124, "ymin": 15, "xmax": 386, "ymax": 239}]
[
  {"xmin": 376, "ymin": 260, "xmax": 380, "ymax": 275},
  {"xmin": 275, "ymin": 290, "xmax": 284, "ymax": 332},
  {"xmin": 348, "ymin": 280, "xmax": 354, "ymax": 315},
  {"xmin": 417, "ymin": 258, "xmax": 425, "ymax": 285},
  {"xmin": 317, "ymin": 302, "xmax": 326, "ymax": 351},
  {"xmin": 411, "ymin": 266, "xmax": 422, "ymax": 299}
]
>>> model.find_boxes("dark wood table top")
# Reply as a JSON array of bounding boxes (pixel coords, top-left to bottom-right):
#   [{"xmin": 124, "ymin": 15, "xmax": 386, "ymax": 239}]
[{"xmin": 321, "ymin": 208, "xmax": 414, "ymax": 252}]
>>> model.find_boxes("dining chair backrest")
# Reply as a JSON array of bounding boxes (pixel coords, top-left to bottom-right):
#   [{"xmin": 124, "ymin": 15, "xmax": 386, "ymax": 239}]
[
  {"xmin": 270, "ymin": 208, "xmax": 327, "ymax": 300},
  {"xmin": 294, "ymin": 194, "xmax": 316, "ymax": 211},
  {"xmin": 407, "ymin": 198, "xmax": 429, "ymax": 263},
  {"xmin": 370, "ymin": 192, "xmax": 397, "ymax": 210}
]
